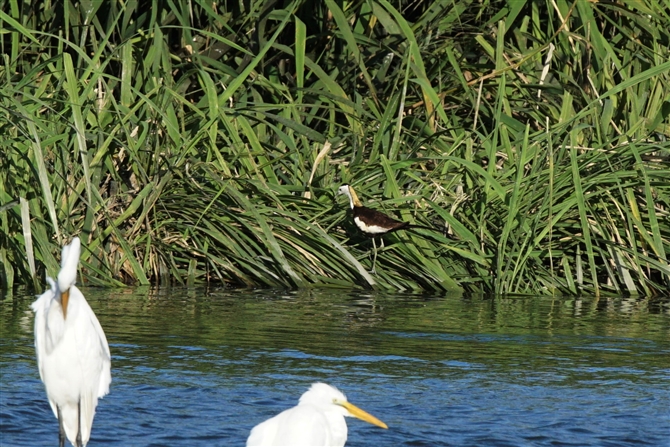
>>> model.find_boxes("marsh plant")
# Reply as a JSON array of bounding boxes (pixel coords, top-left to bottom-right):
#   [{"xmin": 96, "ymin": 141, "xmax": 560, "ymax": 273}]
[{"xmin": 1, "ymin": 0, "xmax": 669, "ymax": 295}]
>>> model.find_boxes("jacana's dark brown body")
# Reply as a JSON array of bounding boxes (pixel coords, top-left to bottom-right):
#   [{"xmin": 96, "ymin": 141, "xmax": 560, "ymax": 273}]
[
  {"xmin": 338, "ymin": 184, "xmax": 437, "ymax": 236},
  {"xmin": 338, "ymin": 184, "xmax": 441, "ymax": 273},
  {"xmin": 352, "ymin": 206, "xmax": 409, "ymax": 235}
]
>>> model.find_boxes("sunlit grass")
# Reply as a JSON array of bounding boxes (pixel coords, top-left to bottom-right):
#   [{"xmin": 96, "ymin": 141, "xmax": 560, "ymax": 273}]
[{"xmin": 1, "ymin": 0, "xmax": 669, "ymax": 295}]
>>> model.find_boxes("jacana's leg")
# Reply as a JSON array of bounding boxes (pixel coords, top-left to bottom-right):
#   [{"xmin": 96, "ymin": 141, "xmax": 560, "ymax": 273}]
[
  {"xmin": 371, "ymin": 238, "xmax": 378, "ymax": 274},
  {"xmin": 75, "ymin": 400, "xmax": 82, "ymax": 447},
  {"xmin": 57, "ymin": 406, "xmax": 65, "ymax": 447}
]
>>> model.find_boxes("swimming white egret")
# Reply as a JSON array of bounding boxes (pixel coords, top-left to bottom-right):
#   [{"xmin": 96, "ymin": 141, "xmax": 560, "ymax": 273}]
[
  {"xmin": 31, "ymin": 237, "xmax": 111, "ymax": 447},
  {"xmin": 247, "ymin": 382, "xmax": 388, "ymax": 446}
]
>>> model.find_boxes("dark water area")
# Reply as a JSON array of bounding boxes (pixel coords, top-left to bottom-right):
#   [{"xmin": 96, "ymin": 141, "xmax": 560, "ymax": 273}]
[{"xmin": 1, "ymin": 289, "xmax": 669, "ymax": 446}]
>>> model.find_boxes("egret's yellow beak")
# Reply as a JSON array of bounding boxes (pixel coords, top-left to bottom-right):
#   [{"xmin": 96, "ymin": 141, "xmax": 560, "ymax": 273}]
[
  {"xmin": 340, "ymin": 401, "xmax": 388, "ymax": 429},
  {"xmin": 61, "ymin": 289, "xmax": 70, "ymax": 319}
]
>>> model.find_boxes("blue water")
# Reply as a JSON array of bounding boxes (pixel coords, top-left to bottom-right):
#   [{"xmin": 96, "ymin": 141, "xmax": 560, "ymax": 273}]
[{"xmin": 1, "ymin": 290, "xmax": 669, "ymax": 446}]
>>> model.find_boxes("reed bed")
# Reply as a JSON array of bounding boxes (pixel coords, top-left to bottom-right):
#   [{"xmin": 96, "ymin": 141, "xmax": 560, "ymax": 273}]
[{"xmin": 2, "ymin": 0, "xmax": 669, "ymax": 295}]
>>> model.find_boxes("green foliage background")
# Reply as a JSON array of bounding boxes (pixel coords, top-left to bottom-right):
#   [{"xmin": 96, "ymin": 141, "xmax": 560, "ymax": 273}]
[{"xmin": 1, "ymin": 0, "xmax": 669, "ymax": 295}]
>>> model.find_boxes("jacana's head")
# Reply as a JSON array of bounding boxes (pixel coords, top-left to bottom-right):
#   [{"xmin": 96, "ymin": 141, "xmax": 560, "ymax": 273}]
[
  {"xmin": 337, "ymin": 184, "xmax": 362, "ymax": 208},
  {"xmin": 337, "ymin": 185, "xmax": 350, "ymax": 196}
]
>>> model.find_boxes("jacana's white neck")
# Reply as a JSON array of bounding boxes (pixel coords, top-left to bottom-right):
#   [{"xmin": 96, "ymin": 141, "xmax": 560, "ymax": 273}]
[
  {"xmin": 344, "ymin": 189, "xmax": 355, "ymax": 209},
  {"xmin": 338, "ymin": 185, "xmax": 356, "ymax": 209}
]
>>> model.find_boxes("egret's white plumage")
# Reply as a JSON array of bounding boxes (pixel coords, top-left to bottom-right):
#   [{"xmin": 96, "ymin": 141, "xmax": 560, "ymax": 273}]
[
  {"xmin": 32, "ymin": 237, "xmax": 111, "ymax": 447},
  {"xmin": 247, "ymin": 382, "xmax": 387, "ymax": 447}
]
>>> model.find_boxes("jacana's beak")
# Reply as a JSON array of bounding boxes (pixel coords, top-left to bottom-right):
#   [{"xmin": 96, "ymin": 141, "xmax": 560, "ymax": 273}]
[
  {"xmin": 61, "ymin": 288, "xmax": 70, "ymax": 319},
  {"xmin": 339, "ymin": 401, "xmax": 388, "ymax": 429}
]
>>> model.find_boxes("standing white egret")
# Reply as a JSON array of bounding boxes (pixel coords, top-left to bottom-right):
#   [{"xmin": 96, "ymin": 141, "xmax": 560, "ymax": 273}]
[
  {"xmin": 247, "ymin": 382, "xmax": 388, "ymax": 446},
  {"xmin": 31, "ymin": 237, "xmax": 111, "ymax": 447}
]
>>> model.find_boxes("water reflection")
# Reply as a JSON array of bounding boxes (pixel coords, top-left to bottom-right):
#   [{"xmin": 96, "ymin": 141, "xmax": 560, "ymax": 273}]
[{"xmin": 1, "ymin": 290, "xmax": 669, "ymax": 446}]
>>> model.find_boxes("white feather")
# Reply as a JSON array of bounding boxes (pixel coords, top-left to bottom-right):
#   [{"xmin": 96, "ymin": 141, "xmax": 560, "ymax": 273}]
[
  {"xmin": 247, "ymin": 383, "xmax": 386, "ymax": 447},
  {"xmin": 353, "ymin": 217, "xmax": 389, "ymax": 235},
  {"xmin": 57, "ymin": 237, "xmax": 80, "ymax": 294},
  {"xmin": 32, "ymin": 237, "xmax": 111, "ymax": 446}
]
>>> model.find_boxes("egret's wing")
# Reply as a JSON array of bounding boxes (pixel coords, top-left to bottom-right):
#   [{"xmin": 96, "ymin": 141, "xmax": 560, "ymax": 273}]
[
  {"xmin": 31, "ymin": 278, "xmax": 57, "ymax": 382},
  {"xmin": 277, "ymin": 405, "xmax": 331, "ymax": 446},
  {"xmin": 68, "ymin": 286, "xmax": 112, "ymax": 445},
  {"xmin": 247, "ymin": 405, "xmax": 332, "ymax": 446},
  {"xmin": 247, "ymin": 413, "xmax": 281, "ymax": 446},
  {"xmin": 93, "ymin": 312, "xmax": 112, "ymax": 398},
  {"xmin": 79, "ymin": 387, "xmax": 96, "ymax": 445},
  {"xmin": 74, "ymin": 285, "xmax": 112, "ymax": 398},
  {"xmin": 31, "ymin": 278, "xmax": 61, "ymax": 419}
]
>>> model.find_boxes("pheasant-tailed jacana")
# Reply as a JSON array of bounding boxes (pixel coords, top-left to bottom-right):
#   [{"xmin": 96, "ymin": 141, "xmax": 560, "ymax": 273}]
[{"xmin": 338, "ymin": 184, "xmax": 438, "ymax": 272}]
